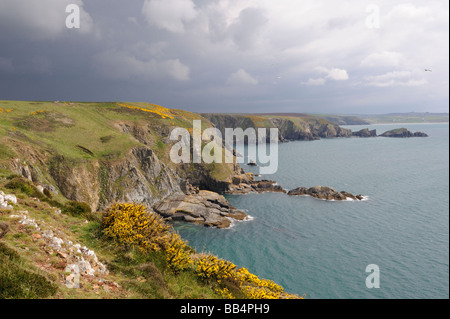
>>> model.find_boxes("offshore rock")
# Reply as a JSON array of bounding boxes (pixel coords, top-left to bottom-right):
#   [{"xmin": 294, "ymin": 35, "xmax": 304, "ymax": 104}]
[
  {"xmin": 226, "ymin": 173, "xmax": 286, "ymax": 194},
  {"xmin": 352, "ymin": 128, "xmax": 377, "ymax": 137},
  {"xmin": 380, "ymin": 128, "xmax": 428, "ymax": 138},
  {"xmin": 288, "ymin": 186, "xmax": 364, "ymax": 201}
]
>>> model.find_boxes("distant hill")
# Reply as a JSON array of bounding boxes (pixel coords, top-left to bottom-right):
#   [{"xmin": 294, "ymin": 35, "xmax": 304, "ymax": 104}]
[
  {"xmin": 360, "ymin": 112, "xmax": 449, "ymax": 124},
  {"xmin": 249, "ymin": 113, "xmax": 370, "ymax": 125}
]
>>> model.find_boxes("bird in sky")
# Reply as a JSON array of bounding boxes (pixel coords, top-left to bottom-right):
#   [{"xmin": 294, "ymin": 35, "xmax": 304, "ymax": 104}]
[{"xmin": 424, "ymin": 69, "xmax": 432, "ymax": 72}]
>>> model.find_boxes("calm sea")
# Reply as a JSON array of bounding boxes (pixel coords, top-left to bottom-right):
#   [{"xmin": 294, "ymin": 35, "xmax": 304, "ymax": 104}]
[{"xmin": 174, "ymin": 123, "xmax": 449, "ymax": 299}]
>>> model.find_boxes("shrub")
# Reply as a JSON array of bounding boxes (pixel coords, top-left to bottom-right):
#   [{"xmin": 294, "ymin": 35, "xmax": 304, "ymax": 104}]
[
  {"xmin": 5, "ymin": 177, "xmax": 43, "ymax": 199},
  {"xmin": 194, "ymin": 254, "xmax": 236, "ymax": 281},
  {"xmin": 43, "ymin": 188, "xmax": 52, "ymax": 199},
  {"xmin": 164, "ymin": 233, "xmax": 193, "ymax": 274},
  {"xmin": 62, "ymin": 201, "xmax": 91, "ymax": 217},
  {"xmin": 102, "ymin": 203, "xmax": 172, "ymax": 253}
]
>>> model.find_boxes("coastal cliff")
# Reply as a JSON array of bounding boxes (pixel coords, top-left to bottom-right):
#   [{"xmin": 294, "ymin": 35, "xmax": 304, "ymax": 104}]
[{"xmin": 201, "ymin": 113, "xmax": 352, "ymax": 142}]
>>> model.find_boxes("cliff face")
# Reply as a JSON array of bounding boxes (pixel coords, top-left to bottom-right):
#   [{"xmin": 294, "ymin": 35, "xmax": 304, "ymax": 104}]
[
  {"xmin": 47, "ymin": 147, "xmax": 184, "ymax": 212},
  {"xmin": 201, "ymin": 113, "xmax": 352, "ymax": 142}
]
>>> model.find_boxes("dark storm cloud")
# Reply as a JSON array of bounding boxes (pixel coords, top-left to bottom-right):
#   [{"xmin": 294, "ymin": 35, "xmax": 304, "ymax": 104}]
[{"xmin": 0, "ymin": 0, "xmax": 448, "ymax": 113}]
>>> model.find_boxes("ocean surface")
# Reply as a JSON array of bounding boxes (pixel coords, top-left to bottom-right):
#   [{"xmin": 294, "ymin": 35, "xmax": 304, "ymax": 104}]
[{"xmin": 174, "ymin": 123, "xmax": 449, "ymax": 299}]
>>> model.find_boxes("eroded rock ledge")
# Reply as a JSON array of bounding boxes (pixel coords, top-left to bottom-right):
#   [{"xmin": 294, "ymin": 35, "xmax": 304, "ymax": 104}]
[
  {"xmin": 287, "ymin": 186, "xmax": 364, "ymax": 201},
  {"xmin": 225, "ymin": 173, "xmax": 286, "ymax": 194},
  {"xmin": 153, "ymin": 190, "xmax": 248, "ymax": 229}
]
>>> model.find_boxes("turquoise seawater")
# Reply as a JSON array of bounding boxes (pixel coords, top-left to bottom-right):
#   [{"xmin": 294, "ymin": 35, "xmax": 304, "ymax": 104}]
[{"xmin": 174, "ymin": 123, "xmax": 449, "ymax": 299}]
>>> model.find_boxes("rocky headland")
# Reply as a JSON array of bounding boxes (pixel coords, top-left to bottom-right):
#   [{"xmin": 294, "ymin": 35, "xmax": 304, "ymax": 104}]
[{"xmin": 201, "ymin": 113, "xmax": 353, "ymax": 142}]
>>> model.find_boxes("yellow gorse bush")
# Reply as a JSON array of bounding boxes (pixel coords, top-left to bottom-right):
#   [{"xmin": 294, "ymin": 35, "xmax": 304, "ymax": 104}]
[
  {"xmin": 102, "ymin": 203, "xmax": 192, "ymax": 272},
  {"xmin": 0, "ymin": 107, "xmax": 13, "ymax": 113},
  {"xmin": 101, "ymin": 203, "xmax": 302, "ymax": 299},
  {"xmin": 102, "ymin": 203, "xmax": 171, "ymax": 253},
  {"xmin": 194, "ymin": 254, "xmax": 236, "ymax": 280},
  {"xmin": 165, "ymin": 233, "xmax": 193, "ymax": 273},
  {"xmin": 117, "ymin": 103, "xmax": 174, "ymax": 119},
  {"xmin": 30, "ymin": 110, "xmax": 46, "ymax": 115},
  {"xmin": 215, "ymin": 287, "xmax": 234, "ymax": 299}
]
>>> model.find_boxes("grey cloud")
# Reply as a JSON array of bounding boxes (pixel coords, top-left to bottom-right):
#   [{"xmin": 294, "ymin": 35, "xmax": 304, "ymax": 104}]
[
  {"xmin": 229, "ymin": 7, "xmax": 269, "ymax": 51},
  {"xmin": 0, "ymin": 0, "xmax": 448, "ymax": 114}
]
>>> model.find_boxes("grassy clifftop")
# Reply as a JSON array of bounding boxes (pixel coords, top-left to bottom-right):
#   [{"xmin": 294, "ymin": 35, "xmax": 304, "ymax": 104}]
[{"xmin": 0, "ymin": 100, "xmax": 205, "ymax": 161}]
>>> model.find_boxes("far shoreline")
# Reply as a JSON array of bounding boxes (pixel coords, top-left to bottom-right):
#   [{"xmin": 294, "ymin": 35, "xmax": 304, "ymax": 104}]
[{"xmin": 342, "ymin": 122, "xmax": 449, "ymax": 126}]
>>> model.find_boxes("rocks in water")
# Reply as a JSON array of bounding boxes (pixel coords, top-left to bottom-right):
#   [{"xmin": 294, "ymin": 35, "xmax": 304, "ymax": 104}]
[
  {"xmin": 287, "ymin": 186, "xmax": 364, "ymax": 201},
  {"xmin": 153, "ymin": 190, "xmax": 247, "ymax": 228},
  {"xmin": 352, "ymin": 128, "xmax": 377, "ymax": 137},
  {"xmin": 380, "ymin": 128, "xmax": 428, "ymax": 138},
  {"xmin": 226, "ymin": 173, "xmax": 286, "ymax": 194}
]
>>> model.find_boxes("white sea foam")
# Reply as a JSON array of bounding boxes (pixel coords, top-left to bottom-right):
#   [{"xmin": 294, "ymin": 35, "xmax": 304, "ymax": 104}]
[{"xmin": 224, "ymin": 214, "xmax": 255, "ymax": 229}]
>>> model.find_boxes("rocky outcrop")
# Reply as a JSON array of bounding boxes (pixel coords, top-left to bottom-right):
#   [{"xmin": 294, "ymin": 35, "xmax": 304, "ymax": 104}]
[
  {"xmin": 352, "ymin": 128, "xmax": 377, "ymax": 137},
  {"xmin": 153, "ymin": 190, "xmax": 247, "ymax": 228},
  {"xmin": 380, "ymin": 128, "xmax": 428, "ymax": 137},
  {"xmin": 288, "ymin": 186, "xmax": 364, "ymax": 201},
  {"xmin": 225, "ymin": 173, "xmax": 286, "ymax": 194},
  {"xmin": 8, "ymin": 209, "xmax": 112, "ymax": 289},
  {"xmin": 0, "ymin": 191, "xmax": 17, "ymax": 209}
]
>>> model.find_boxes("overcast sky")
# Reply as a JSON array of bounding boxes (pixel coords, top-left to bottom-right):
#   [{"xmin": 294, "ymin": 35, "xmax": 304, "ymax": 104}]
[{"xmin": 0, "ymin": 0, "xmax": 448, "ymax": 114}]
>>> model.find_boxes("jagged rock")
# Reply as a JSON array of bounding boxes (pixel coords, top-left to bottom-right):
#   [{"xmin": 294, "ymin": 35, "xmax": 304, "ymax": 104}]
[
  {"xmin": 226, "ymin": 173, "xmax": 286, "ymax": 194},
  {"xmin": 380, "ymin": 128, "xmax": 428, "ymax": 138},
  {"xmin": 352, "ymin": 128, "xmax": 377, "ymax": 137},
  {"xmin": 153, "ymin": 190, "xmax": 247, "ymax": 228},
  {"xmin": 288, "ymin": 186, "xmax": 364, "ymax": 201}
]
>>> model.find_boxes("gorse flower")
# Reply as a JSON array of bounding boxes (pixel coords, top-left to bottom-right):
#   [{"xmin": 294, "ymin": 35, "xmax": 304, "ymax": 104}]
[
  {"xmin": 193, "ymin": 254, "xmax": 236, "ymax": 280},
  {"xmin": 0, "ymin": 107, "xmax": 13, "ymax": 113},
  {"xmin": 102, "ymin": 203, "xmax": 171, "ymax": 253},
  {"xmin": 101, "ymin": 203, "xmax": 302, "ymax": 299},
  {"xmin": 117, "ymin": 103, "xmax": 174, "ymax": 119}
]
